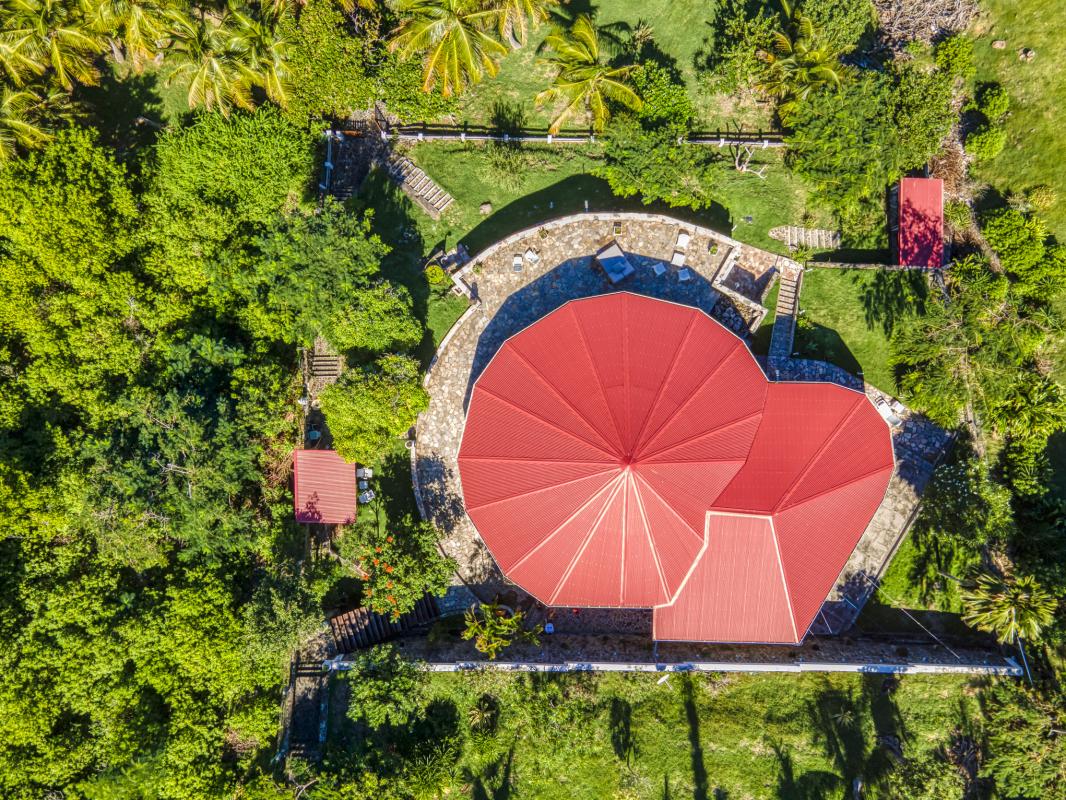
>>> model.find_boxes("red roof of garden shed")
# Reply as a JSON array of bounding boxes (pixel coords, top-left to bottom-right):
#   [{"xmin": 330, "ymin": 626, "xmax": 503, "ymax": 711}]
[
  {"xmin": 457, "ymin": 293, "xmax": 894, "ymax": 644},
  {"xmin": 294, "ymin": 449, "xmax": 357, "ymax": 524},
  {"xmin": 899, "ymin": 177, "xmax": 944, "ymax": 268}
]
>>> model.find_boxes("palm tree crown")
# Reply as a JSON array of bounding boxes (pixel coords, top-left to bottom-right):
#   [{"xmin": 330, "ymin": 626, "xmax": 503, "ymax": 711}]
[
  {"xmin": 90, "ymin": 0, "xmax": 172, "ymax": 73},
  {"xmin": 489, "ymin": 0, "xmax": 557, "ymax": 48},
  {"xmin": 0, "ymin": 86, "xmax": 51, "ymax": 162},
  {"xmin": 535, "ymin": 14, "xmax": 641, "ymax": 134},
  {"xmin": 164, "ymin": 11, "xmax": 253, "ymax": 116},
  {"xmin": 758, "ymin": 0, "xmax": 849, "ymax": 122},
  {"xmin": 1, "ymin": 0, "xmax": 107, "ymax": 90},
  {"xmin": 388, "ymin": 0, "xmax": 508, "ymax": 97},
  {"xmin": 963, "ymin": 573, "xmax": 1057, "ymax": 644}
]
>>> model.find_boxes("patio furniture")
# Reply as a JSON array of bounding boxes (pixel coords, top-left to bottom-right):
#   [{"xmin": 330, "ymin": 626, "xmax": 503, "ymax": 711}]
[
  {"xmin": 678, "ymin": 268, "xmax": 693, "ymax": 283},
  {"xmin": 524, "ymin": 247, "xmax": 540, "ymax": 264},
  {"xmin": 613, "ymin": 221, "xmax": 623, "ymax": 235},
  {"xmin": 356, "ymin": 467, "xmax": 373, "ymax": 479},
  {"xmin": 873, "ymin": 396, "xmax": 903, "ymax": 427},
  {"xmin": 358, "ymin": 480, "xmax": 369, "ymax": 491},
  {"xmin": 653, "ymin": 261, "xmax": 668, "ymax": 277},
  {"xmin": 358, "ymin": 490, "xmax": 376, "ymax": 504},
  {"xmin": 670, "ymin": 250, "xmax": 686, "ymax": 267},
  {"xmin": 594, "ymin": 240, "xmax": 636, "ymax": 284},
  {"xmin": 512, "ymin": 254, "xmax": 523, "ymax": 272},
  {"xmin": 676, "ymin": 230, "xmax": 692, "ymax": 250}
]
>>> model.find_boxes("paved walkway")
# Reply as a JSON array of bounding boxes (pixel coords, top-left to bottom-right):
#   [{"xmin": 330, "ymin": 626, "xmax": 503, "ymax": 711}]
[{"xmin": 413, "ymin": 212, "xmax": 952, "ymax": 640}]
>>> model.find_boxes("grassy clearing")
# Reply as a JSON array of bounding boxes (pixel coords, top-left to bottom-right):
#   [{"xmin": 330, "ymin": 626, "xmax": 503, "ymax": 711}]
[
  {"xmin": 794, "ymin": 270, "xmax": 929, "ymax": 394},
  {"xmin": 328, "ymin": 669, "xmax": 985, "ymax": 799},
  {"xmin": 452, "ymin": 0, "xmax": 773, "ymax": 131},
  {"xmin": 971, "ymin": 1, "xmax": 1066, "ymax": 240}
]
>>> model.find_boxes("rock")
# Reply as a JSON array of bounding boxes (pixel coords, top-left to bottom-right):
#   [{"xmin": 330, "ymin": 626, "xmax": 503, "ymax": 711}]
[
  {"xmin": 992, "ymin": 39, "xmax": 1006, "ymax": 49},
  {"xmin": 479, "ymin": 202, "xmax": 492, "ymax": 215},
  {"xmin": 1019, "ymin": 47, "xmax": 1036, "ymax": 61}
]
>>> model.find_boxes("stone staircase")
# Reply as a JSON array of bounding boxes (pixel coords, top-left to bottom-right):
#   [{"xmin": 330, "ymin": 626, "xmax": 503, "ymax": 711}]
[
  {"xmin": 385, "ymin": 154, "xmax": 455, "ymax": 219},
  {"xmin": 329, "ymin": 594, "xmax": 441, "ymax": 653},
  {"xmin": 769, "ymin": 226, "xmax": 841, "ymax": 251},
  {"xmin": 768, "ymin": 269, "xmax": 803, "ymax": 362},
  {"xmin": 283, "ymin": 657, "xmax": 328, "ymax": 762}
]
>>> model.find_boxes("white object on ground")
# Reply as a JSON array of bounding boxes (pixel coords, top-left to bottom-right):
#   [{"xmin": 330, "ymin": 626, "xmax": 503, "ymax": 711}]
[
  {"xmin": 676, "ymin": 230, "xmax": 692, "ymax": 250},
  {"xmin": 671, "ymin": 250, "xmax": 686, "ymax": 267}
]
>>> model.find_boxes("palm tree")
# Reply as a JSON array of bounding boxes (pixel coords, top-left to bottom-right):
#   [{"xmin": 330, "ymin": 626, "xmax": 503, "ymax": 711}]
[
  {"xmin": 388, "ymin": 0, "xmax": 508, "ymax": 97},
  {"xmin": 164, "ymin": 11, "xmax": 252, "ymax": 116},
  {"xmin": 90, "ymin": 0, "xmax": 172, "ymax": 73},
  {"xmin": 757, "ymin": 0, "xmax": 849, "ymax": 122},
  {"xmin": 535, "ymin": 14, "xmax": 641, "ymax": 134},
  {"xmin": 0, "ymin": 86, "xmax": 51, "ymax": 161},
  {"xmin": 963, "ymin": 573, "xmax": 1056, "ymax": 644},
  {"xmin": 1, "ymin": 0, "xmax": 107, "ymax": 90},
  {"xmin": 0, "ymin": 32, "xmax": 46, "ymax": 85},
  {"xmin": 228, "ymin": 7, "xmax": 289, "ymax": 106},
  {"xmin": 489, "ymin": 0, "xmax": 557, "ymax": 48}
]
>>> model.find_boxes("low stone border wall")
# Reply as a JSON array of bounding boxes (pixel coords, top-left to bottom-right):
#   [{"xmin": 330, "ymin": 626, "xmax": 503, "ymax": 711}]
[{"xmin": 407, "ymin": 660, "xmax": 1020, "ymax": 676}]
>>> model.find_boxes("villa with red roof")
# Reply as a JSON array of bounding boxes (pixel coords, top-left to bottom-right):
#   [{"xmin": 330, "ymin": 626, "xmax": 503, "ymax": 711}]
[{"xmin": 457, "ymin": 293, "xmax": 895, "ymax": 645}]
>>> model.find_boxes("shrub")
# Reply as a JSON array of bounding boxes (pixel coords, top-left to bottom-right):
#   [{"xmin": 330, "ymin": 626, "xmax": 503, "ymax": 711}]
[
  {"xmin": 979, "ymin": 208, "xmax": 1047, "ymax": 276},
  {"xmin": 704, "ymin": 0, "xmax": 776, "ymax": 95},
  {"xmin": 423, "ymin": 263, "xmax": 446, "ymax": 285},
  {"xmin": 965, "ymin": 125, "xmax": 1006, "ymax": 161},
  {"xmin": 345, "ymin": 644, "xmax": 424, "ymax": 728},
  {"xmin": 944, "ymin": 200, "xmax": 971, "ymax": 230},
  {"xmin": 934, "ymin": 34, "xmax": 975, "ymax": 80},
  {"xmin": 462, "ymin": 602, "xmax": 541, "ymax": 659},
  {"xmin": 279, "ymin": 0, "xmax": 375, "ymax": 121},
  {"xmin": 632, "ymin": 62, "xmax": 694, "ymax": 131},
  {"xmin": 800, "ymin": 0, "xmax": 874, "ymax": 52},
  {"xmin": 976, "ymin": 82, "xmax": 1010, "ymax": 120},
  {"xmin": 892, "ymin": 62, "xmax": 954, "ymax": 170},
  {"xmin": 326, "ymin": 281, "xmax": 423, "ymax": 353},
  {"xmin": 319, "ymin": 354, "xmax": 428, "ymax": 464},
  {"xmin": 1028, "ymin": 184, "xmax": 1057, "ymax": 211}
]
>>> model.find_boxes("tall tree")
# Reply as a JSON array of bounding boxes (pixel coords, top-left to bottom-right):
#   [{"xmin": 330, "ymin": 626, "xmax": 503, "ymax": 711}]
[
  {"xmin": 962, "ymin": 572, "xmax": 1056, "ymax": 644},
  {"xmin": 0, "ymin": 86, "xmax": 50, "ymax": 160},
  {"xmin": 1, "ymin": 0, "xmax": 107, "ymax": 90},
  {"xmin": 489, "ymin": 0, "xmax": 556, "ymax": 47},
  {"xmin": 388, "ymin": 0, "xmax": 507, "ymax": 97},
  {"xmin": 164, "ymin": 11, "xmax": 252, "ymax": 115},
  {"xmin": 91, "ymin": 0, "xmax": 172, "ymax": 72},
  {"xmin": 536, "ymin": 13, "xmax": 642, "ymax": 134},
  {"xmin": 757, "ymin": 0, "xmax": 849, "ymax": 122},
  {"xmin": 229, "ymin": 6, "xmax": 289, "ymax": 107}
]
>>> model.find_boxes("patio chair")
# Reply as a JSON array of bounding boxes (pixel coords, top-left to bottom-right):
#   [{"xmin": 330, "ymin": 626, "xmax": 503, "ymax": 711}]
[
  {"xmin": 358, "ymin": 490, "xmax": 376, "ymax": 504},
  {"xmin": 670, "ymin": 250, "xmax": 686, "ymax": 267},
  {"xmin": 873, "ymin": 396, "xmax": 902, "ymax": 427},
  {"xmin": 356, "ymin": 467, "xmax": 373, "ymax": 479},
  {"xmin": 676, "ymin": 230, "xmax": 692, "ymax": 250},
  {"xmin": 613, "ymin": 221, "xmax": 623, "ymax": 235},
  {"xmin": 678, "ymin": 268, "xmax": 693, "ymax": 283},
  {"xmin": 512, "ymin": 254, "xmax": 523, "ymax": 272},
  {"xmin": 653, "ymin": 261, "xmax": 668, "ymax": 277},
  {"xmin": 524, "ymin": 247, "xmax": 540, "ymax": 265},
  {"xmin": 358, "ymin": 480, "xmax": 369, "ymax": 491}
]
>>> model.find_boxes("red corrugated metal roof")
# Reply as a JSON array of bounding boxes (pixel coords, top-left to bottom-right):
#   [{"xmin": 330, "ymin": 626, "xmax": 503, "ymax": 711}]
[
  {"xmin": 899, "ymin": 177, "xmax": 944, "ymax": 268},
  {"xmin": 458, "ymin": 293, "xmax": 894, "ymax": 643},
  {"xmin": 294, "ymin": 450, "xmax": 357, "ymax": 524}
]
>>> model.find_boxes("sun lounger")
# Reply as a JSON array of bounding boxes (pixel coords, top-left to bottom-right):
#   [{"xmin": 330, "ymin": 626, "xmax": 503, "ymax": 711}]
[
  {"xmin": 676, "ymin": 230, "xmax": 692, "ymax": 250},
  {"xmin": 873, "ymin": 396, "xmax": 903, "ymax": 427},
  {"xmin": 358, "ymin": 490, "xmax": 376, "ymax": 504},
  {"xmin": 512, "ymin": 254, "xmax": 523, "ymax": 272},
  {"xmin": 357, "ymin": 467, "xmax": 373, "ymax": 479},
  {"xmin": 671, "ymin": 250, "xmax": 686, "ymax": 267},
  {"xmin": 524, "ymin": 247, "xmax": 540, "ymax": 264},
  {"xmin": 594, "ymin": 240, "xmax": 636, "ymax": 284}
]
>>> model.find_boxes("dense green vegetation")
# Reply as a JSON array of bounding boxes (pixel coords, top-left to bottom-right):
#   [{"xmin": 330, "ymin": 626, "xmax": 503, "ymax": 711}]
[{"xmin": 3, "ymin": 0, "xmax": 1066, "ymax": 798}]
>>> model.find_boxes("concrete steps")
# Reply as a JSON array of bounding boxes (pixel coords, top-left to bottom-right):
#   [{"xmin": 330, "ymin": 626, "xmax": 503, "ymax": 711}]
[
  {"xmin": 385, "ymin": 155, "xmax": 455, "ymax": 219},
  {"xmin": 769, "ymin": 226, "xmax": 841, "ymax": 251},
  {"xmin": 329, "ymin": 594, "xmax": 441, "ymax": 653},
  {"xmin": 768, "ymin": 270, "xmax": 803, "ymax": 362}
]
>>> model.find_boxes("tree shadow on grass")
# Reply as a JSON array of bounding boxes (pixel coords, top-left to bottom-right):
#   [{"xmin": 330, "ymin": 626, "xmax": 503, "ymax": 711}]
[
  {"xmin": 467, "ymin": 742, "xmax": 517, "ymax": 800},
  {"xmin": 458, "ymin": 174, "xmax": 732, "ymax": 256},
  {"xmin": 76, "ymin": 68, "xmax": 168, "ymax": 170},
  {"xmin": 771, "ymin": 740, "xmax": 841, "ymax": 800},
  {"xmin": 681, "ymin": 676, "xmax": 710, "ymax": 800},
  {"xmin": 610, "ymin": 697, "xmax": 637, "ymax": 764},
  {"xmin": 852, "ymin": 269, "xmax": 928, "ymax": 338},
  {"xmin": 793, "ymin": 319, "xmax": 864, "ymax": 378}
]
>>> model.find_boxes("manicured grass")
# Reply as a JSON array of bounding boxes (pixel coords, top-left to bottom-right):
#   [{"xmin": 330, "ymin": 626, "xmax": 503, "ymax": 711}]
[
  {"xmin": 329, "ymin": 669, "xmax": 985, "ymax": 799},
  {"xmin": 972, "ymin": 1, "xmax": 1066, "ymax": 240},
  {"xmin": 452, "ymin": 0, "xmax": 774, "ymax": 131},
  {"xmin": 795, "ymin": 270, "xmax": 929, "ymax": 394}
]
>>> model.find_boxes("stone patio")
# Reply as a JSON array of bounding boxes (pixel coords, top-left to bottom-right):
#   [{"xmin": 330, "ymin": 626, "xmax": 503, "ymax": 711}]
[{"xmin": 412, "ymin": 212, "xmax": 953, "ymax": 642}]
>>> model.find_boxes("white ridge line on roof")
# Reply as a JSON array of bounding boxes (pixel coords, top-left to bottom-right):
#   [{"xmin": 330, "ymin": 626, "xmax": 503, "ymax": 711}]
[
  {"xmin": 629, "ymin": 470, "xmax": 672, "ymax": 604},
  {"xmin": 501, "ymin": 339, "xmax": 621, "ymax": 456},
  {"xmin": 767, "ymin": 515, "xmax": 800, "ymax": 644},
  {"xmin": 464, "ymin": 465, "xmax": 617, "ymax": 512},
  {"xmin": 547, "ymin": 475, "xmax": 629, "ymax": 605},
  {"xmin": 636, "ymin": 408, "xmax": 764, "ymax": 464},
  {"xmin": 635, "ymin": 345, "xmax": 754, "ymax": 457},
  {"xmin": 505, "ymin": 472, "xmax": 621, "ymax": 574},
  {"xmin": 773, "ymin": 394, "xmax": 877, "ymax": 513},
  {"xmin": 470, "ymin": 382, "xmax": 619, "ymax": 460},
  {"xmin": 629, "ymin": 311, "xmax": 699, "ymax": 453}
]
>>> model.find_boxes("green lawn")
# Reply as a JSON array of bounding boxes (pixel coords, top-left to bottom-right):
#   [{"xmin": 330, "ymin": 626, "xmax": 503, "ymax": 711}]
[
  {"xmin": 452, "ymin": 0, "xmax": 773, "ymax": 131},
  {"xmin": 972, "ymin": 0, "xmax": 1066, "ymax": 240},
  {"xmin": 795, "ymin": 270, "xmax": 929, "ymax": 394},
  {"xmin": 328, "ymin": 669, "xmax": 985, "ymax": 799}
]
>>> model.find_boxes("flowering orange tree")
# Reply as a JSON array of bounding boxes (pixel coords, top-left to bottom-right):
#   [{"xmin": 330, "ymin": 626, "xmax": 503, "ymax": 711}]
[{"xmin": 349, "ymin": 517, "xmax": 455, "ymax": 620}]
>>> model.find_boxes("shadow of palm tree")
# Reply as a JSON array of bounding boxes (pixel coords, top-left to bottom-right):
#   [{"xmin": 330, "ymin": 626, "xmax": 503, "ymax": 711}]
[{"xmin": 467, "ymin": 742, "xmax": 517, "ymax": 800}]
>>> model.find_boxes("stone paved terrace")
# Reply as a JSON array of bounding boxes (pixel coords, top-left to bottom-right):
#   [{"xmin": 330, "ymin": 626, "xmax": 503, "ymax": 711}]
[{"xmin": 413, "ymin": 212, "xmax": 953, "ymax": 643}]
